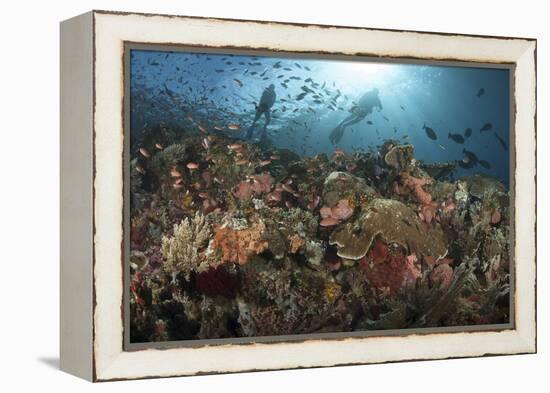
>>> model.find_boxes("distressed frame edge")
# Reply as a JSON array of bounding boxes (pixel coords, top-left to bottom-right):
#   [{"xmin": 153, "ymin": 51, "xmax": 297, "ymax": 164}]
[
  {"xmin": 59, "ymin": 11, "xmax": 95, "ymax": 381},
  {"xmin": 90, "ymin": 11, "xmax": 537, "ymax": 381}
]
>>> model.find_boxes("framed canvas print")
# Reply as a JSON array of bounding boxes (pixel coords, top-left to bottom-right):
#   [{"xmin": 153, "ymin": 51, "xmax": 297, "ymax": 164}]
[{"xmin": 60, "ymin": 10, "xmax": 537, "ymax": 381}]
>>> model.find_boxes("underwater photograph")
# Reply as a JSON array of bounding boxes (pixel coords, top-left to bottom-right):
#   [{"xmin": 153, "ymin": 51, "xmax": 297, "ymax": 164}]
[{"xmin": 127, "ymin": 47, "xmax": 512, "ymax": 344}]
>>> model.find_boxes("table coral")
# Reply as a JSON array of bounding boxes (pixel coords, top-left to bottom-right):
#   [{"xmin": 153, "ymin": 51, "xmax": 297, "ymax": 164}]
[{"xmin": 329, "ymin": 198, "xmax": 448, "ymax": 260}]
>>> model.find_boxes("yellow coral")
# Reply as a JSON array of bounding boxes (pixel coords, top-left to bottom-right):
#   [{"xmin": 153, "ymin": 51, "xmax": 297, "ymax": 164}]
[
  {"xmin": 180, "ymin": 193, "xmax": 193, "ymax": 208},
  {"xmin": 324, "ymin": 282, "xmax": 341, "ymax": 302}
]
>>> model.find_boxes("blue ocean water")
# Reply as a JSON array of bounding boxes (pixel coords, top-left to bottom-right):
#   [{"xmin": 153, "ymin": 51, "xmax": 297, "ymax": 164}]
[{"xmin": 130, "ymin": 49, "xmax": 510, "ymax": 186}]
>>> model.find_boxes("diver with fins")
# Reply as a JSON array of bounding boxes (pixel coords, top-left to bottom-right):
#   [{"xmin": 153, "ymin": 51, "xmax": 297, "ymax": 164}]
[
  {"xmin": 329, "ymin": 88, "xmax": 382, "ymax": 144},
  {"xmin": 246, "ymin": 84, "xmax": 276, "ymax": 141}
]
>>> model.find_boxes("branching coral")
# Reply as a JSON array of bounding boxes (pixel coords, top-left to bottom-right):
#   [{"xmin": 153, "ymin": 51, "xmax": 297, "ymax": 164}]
[{"xmin": 161, "ymin": 211, "xmax": 213, "ymax": 279}]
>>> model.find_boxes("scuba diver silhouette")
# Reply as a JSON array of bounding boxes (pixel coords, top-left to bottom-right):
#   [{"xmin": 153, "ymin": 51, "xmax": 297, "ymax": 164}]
[
  {"xmin": 246, "ymin": 84, "xmax": 276, "ymax": 141},
  {"xmin": 329, "ymin": 88, "xmax": 382, "ymax": 144}
]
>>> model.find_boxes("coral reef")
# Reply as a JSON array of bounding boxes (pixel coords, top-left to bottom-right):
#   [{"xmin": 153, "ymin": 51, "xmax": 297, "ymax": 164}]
[{"xmin": 129, "ymin": 131, "xmax": 511, "ymax": 342}]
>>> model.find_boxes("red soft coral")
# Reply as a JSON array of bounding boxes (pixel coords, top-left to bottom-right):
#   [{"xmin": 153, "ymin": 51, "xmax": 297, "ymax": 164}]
[
  {"xmin": 359, "ymin": 239, "xmax": 421, "ymax": 295},
  {"xmin": 401, "ymin": 172, "xmax": 433, "ymax": 206}
]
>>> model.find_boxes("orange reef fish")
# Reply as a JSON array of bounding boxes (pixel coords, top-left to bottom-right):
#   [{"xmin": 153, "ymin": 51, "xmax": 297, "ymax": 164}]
[
  {"xmin": 139, "ymin": 148, "xmax": 151, "ymax": 159},
  {"xmin": 228, "ymin": 143, "xmax": 243, "ymax": 150},
  {"xmin": 170, "ymin": 167, "xmax": 182, "ymax": 178}
]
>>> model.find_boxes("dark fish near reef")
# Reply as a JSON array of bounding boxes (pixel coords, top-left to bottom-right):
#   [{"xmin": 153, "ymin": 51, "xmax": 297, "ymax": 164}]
[
  {"xmin": 477, "ymin": 88, "xmax": 485, "ymax": 97},
  {"xmin": 448, "ymin": 132, "xmax": 465, "ymax": 144},
  {"xmin": 464, "ymin": 128, "xmax": 472, "ymax": 138},
  {"xmin": 459, "ymin": 148, "xmax": 479, "ymax": 169},
  {"xmin": 494, "ymin": 132, "xmax": 508, "ymax": 151},
  {"xmin": 480, "ymin": 123, "xmax": 493, "ymax": 132},
  {"xmin": 462, "ymin": 148, "xmax": 478, "ymax": 163},
  {"xmin": 423, "ymin": 123, "xmax": 437, "ymax": 140},
  {"xmin": 479, "ymin": 160, "xmax": 491, "ymax": 169}
]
